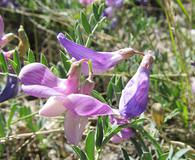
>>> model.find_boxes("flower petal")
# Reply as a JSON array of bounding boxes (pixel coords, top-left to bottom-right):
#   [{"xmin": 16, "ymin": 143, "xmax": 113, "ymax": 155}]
[
  {"xmin": 0, "ymin": 76, "xmax": 18, "ymax": 102},
  {"xmin": 110, "ymin": 116, "xmax": 134, "ymax": 143},
  {"xmin": 103, "ymin": 7, "xmax": 114, "ymax": 18},
  {"xmin": 62, "ymin": 94, "xmax": 113, "ymax": 117},
  {"xmin": 111, "ymin": 128, "xmax": 134, "ymax": 143},
  {"xmin": 21, "ymin": 85, "xmax": 63, "ymax": 98},
  {"xmin": 119, "ymin": 67, "xmax": 149, "ymax": 118},
  {"xmin": 64, "ymin": 111, "xmax": 88, "ymax": 145},
  {"xmin": 57, "ymin": 33, "xmax": 104, "ymax": 60},
  {"xmin": 79, "ymin": 79, "xmax": 95, "ymax": 95},
  {"xmin": 19, "ymin": 63, "xmax": 67, "ymax": 98},
  {"xmin": 119, "ymin": 54, "xmax": 153, "ymax": 118},
  {"xmin": 39, "ymin": 96, "xmax": 66, "ymax": 117},
  {"xmin": 57, "ymin": 33, "xmax": 122, "ymax": 75}
]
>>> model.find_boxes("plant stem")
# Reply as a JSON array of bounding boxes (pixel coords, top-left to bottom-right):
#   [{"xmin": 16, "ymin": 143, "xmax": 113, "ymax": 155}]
[{"xmin": 0, "ymin": 128, "xmax": 64, "ymax": 144}]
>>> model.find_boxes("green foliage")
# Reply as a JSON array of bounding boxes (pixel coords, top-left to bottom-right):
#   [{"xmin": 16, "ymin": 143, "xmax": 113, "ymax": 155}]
[
  {"xmin": 72, "ymin": 146, "xmax": 88, "ymax": 160},
  {"xmin": 40, "ymin": 53, "xmax": 48, "ymax": 66},
  {"xmin": 95, "ymin": 117, "xmax": 104, "ymax": 150},
  {"xmin": 121, "ymin": 148, "xmax": 130, "ymax": 160},
  {"xmin": 60, "ymin": 50, "xmax": 71, "ymax": 74},
  {"xmin": 0, "ymin": 52, "xmax": 8, "ymax": 73},
  {"xmin": 81, "ymin": 12, "xmax": 91, "ymax": 34},
  {"xmin": 85, "ymin": 131, "xmax": 95, "ymax": 160},
  {"xmin": 91, "ymin": 90, "xmax": 107, "ymax": 103},
  {"xmin": 27, "ymin": 49, "xmax": 35, "ymax": 63}
]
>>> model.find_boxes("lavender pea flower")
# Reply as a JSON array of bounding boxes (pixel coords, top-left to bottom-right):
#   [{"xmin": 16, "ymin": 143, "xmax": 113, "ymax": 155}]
[
  {"xmin": 103, "ymin": 0, "xmax": 123, "ymax": 18},
  {"xmin": 119, "ymin": 54, "xmax": 153, "ymax": 119},
  {"xmin": 106, "ymin": 0, "xmax": 123, "ymax": 8},
  {"xmin": 0, "ymin": 16, "xmax": 18, "ymax": 102},
  {"xmin": 103, "ymin": 7, "xmax": 114, "ymax": 19},
  {"xmin": 57, "ymin": 33, "xmax": 143, "ymax": 75},
  {"xmin": 0, "ymin": 76, "xmax": 18, "ymax": 102},
  {"xmin": 19, "ymin": 60, "xmax": 113, "ymax": 145}
]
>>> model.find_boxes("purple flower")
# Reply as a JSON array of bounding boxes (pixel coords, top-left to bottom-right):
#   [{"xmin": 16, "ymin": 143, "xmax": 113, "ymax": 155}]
[
  {"xmin": 79, "ymin": 0, "xmax": 94, "ymax": 6},
  {"xmin": 191, "ymin": 61, "xmax": 195, "ymax": 67},
  {"xmin": 19, "ymin": 60, "xmax": 113, "ymax": 145},
  {"xmin": 0, "ymin": 16, "xmax": 19, "ymax": 102},
  {"xmin": 135, "ymin": 0, "xmax": 148, "ymax": 6},
  {"xmin": 57, "ymin": 33, "xmax": 143, "ymax": 75},
  {"xmin": 19, "ymin": 59, "xmax": 85, "ymax": 98},
  {"xmin": 119, "ymin": 54, "xmax": 153, "ymax": 119},
  {"xmin": 110, "ymin": 116, "xmax": 134, "ymax": 143},
  {"xmin": 0, "ymin": 76, "xmax": 18, "ymax": 102},
  {"xmin": 103, "ymin": 7, "xmax": 114, "ymax": 18},
  {"xmin": 0, "ymin": 15, "xmax": 15, "ymax": 50},
  {"xmin": 111, "ymin": 18, "xmax": 118, "ymax": 29},
  {"xmin": 106, "ymin": 0, "xmax": 123, "ymax": 8},
  {"xmin": 104, "ymin": 0, "xmax": 123, "ymax": 19},
  {"xmin": 0, "ymin": 0, "xmax": 18, "ymax": 7}
]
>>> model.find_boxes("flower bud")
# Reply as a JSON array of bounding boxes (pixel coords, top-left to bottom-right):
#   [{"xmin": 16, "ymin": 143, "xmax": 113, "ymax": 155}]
[
  {"xmin": 18, "ymin": 25, "xmax": 30, "ymax": 57},
  {"xmin": 119, "ymin": 54, "xmax": 153, "ymax": 118},
  {"xmin": 151, "ymin": 103, "xmax": 164, "ymax": 128}
]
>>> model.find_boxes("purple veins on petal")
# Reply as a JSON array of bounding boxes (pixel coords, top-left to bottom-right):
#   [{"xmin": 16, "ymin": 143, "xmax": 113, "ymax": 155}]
[
  {"xmin": 62, "ymin": 94, "xmax": 113, "ymax": 117},
  {"xmin": 57, "ymin": 33, "xmax": 140, "ymax": 75},
  {"xmin": 57, "ymin": 33, "xmax": 116, "ymax": 71},
  {"xmin": 19, "ymin": 63, "xmax": 67, "ymax": 98},
  {"xmin": 0, "ymin": 76, "xmax": 19, "ymax": 102},
  {"xmin": 119, "ymin": 54, "xmax": 153, "ymax": 119},
  {"xmin": 19, "ymin": 60, "xmax": 84, "ymax": 98},
  {"xmin": 37, "ymin": 90, "xmax": 113, "ymax": 145},
  {"xmin": 62, "ymin": 94, "xmax": 113, "ymax": 145}
]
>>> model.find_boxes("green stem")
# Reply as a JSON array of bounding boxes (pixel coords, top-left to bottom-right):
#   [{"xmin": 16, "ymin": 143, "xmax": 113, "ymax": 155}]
[
  {"xmin": 11, "ymin": 111, "xmax": 38, "ymax": 125},
  {"xmin": 85, "ymin": 17, "xmax": 106, "ymax": 47}
]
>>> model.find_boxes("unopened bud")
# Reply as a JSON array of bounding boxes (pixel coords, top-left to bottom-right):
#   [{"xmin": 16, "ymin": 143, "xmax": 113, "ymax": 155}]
[
  {"xmin": 140, "ymin": 53, "xmax": 154, "ymax": 70},
  {"xmin": 18, "ymin": 25, "xmax": 30, "ymax": 57},
  {"xmin": 151, "ymin": 103, "xmax": 164, "ymax": 128}
]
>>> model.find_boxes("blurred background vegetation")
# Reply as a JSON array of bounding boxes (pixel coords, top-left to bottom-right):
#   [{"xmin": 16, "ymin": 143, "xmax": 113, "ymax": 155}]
[{"xmin": 0, "ymin": 0, "xmax": 195, "ymax": 159}]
